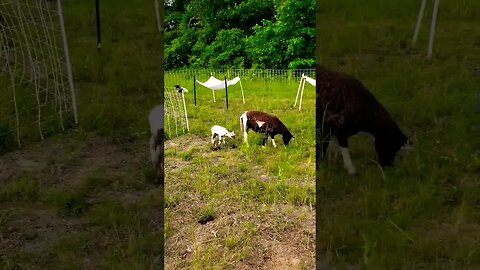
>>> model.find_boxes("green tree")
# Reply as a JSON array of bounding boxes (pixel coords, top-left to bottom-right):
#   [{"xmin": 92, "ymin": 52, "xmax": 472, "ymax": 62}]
[{"xmin": 164, "ymin": 0, "xmax": 315, "ymax": 69}]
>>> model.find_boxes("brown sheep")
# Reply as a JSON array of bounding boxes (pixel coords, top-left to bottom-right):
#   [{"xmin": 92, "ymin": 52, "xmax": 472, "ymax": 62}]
[{"xmin": 316, "ymin": 65, "xmax": 411, "ymax": 175}]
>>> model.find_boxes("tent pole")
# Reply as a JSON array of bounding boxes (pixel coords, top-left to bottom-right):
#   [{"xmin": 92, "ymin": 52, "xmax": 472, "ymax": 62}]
[
  {"xmin": 299, "ymin": 77, "xmax": 306, "ymax": 111},
  {"xmin": 427, "ymin": 0, "xmax": 440, "ymax": 58},
  {"xmin": 294, "ymin": 74, "xmax": 304, "ymax": 107},
  {"xmin": 412, "ymin": 0, "xmax": 426, "ymax": 45},
  {"xmin": 193, "ymin": 75, "xmax": 197, "ymax": 107},
  {"xmin": 225, "ymin": 77, "xmax": 228, "ymax": 110},
  {"xmin": 239, "ymin": 78, "xmax": 245, "ymax": 104}
]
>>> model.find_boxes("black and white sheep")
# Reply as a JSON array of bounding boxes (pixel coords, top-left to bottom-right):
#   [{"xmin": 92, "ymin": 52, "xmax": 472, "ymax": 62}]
[
  {"xmin": 239, "ymin": 110, "xmax": 294, "ymax": 147},
  {"xmin": 211, "ymin": 125, "xmax": 235, "ymax": 149},
  {"xmin": 148, "ymin": 105, "xmax": 164, "ymax": 184},
  {"xmin": 316, "ymin": 65, "xmax": 411, "ymax": 175}
]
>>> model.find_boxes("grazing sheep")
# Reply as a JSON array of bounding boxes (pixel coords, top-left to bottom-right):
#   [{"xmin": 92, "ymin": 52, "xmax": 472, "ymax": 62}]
[
  {"xmin": 239, "ymin": 110, "xmax": 294, "ymax": 147},
  {"xmin": 211, "ymin": 125, "xmax": 235, "ymax": 149},
  {"xmin": 148, "ymin": 105, "xmax": 164, "ymax": 184},
  {"xmin": 316, "ymin": 65, "xmax": 411, "ymax": 175}
]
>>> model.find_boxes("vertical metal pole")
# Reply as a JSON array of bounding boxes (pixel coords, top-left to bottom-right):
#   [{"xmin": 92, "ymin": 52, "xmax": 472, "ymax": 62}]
[
  {"xmin": 57, "ymin": 0, "xmax": 78, "ymax": 124},
  {"xmin": 154, "ymin": 0, "xmax": 162, "ymax": 33},
  {"xmin": 95, "ymin": 0, "xmax": 101, "ymax": 50},
  {"xmin": 225, "ymin": 77, "xmax": 228, "ymax": 110},
  {"xmin": 427, "ymin": 0, "xmax": 440, "ymax": 58},
  {"xmin": 193, "ymin": 75, "xmax": 197, "ymax": 107},
  {"xmin": 412, "ymin": 0, "xmax": 427, "ymax": 45}
]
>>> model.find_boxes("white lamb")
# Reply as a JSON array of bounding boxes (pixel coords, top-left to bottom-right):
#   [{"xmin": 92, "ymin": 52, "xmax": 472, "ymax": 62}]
[{"xmin": 211, "ymin": 125, "xmax": 235, "ymax": 148}]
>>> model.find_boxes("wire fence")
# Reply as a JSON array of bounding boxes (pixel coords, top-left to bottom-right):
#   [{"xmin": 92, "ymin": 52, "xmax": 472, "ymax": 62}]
[
  {"xmin": 0, "ymin": 0, "xmax": 76, "ymax": 153},
  {"xmin": 164, "ymin": 86, "xmax": 189, "ymax": 138},
  {"xmin": 165, "ymin": 68, "xmax": 315, "ymax": 87}
]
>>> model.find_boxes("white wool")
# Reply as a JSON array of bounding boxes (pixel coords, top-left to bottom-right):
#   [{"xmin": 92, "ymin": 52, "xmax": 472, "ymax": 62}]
[
  {"xmin": 211, "ymin": 125, "xmax": 229, "ymax": 136},
  {"xmin": 148, "ymin": 105, "xmax": 164, "ymax": 135}
]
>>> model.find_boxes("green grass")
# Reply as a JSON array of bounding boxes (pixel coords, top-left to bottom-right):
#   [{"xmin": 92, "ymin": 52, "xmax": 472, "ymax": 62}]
[
  {"xmin": 164, "ymin": 75, "xmax": 316, "ymax": 268},
  {"xmin": 318, "ymin": 0, "xmax": 480, "ymax": 268},
  {"xmin": 1, "ymin": 1, "xmax": 315, "ymax": 269},
  {"xmin": 0, "ymin": 0, "xmax": 164, "ymax": 268}
]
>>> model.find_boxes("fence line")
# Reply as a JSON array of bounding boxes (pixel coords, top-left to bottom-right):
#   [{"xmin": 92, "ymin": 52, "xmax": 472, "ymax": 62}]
[
  {"xmin": 0, "ymin": 0, "xmax": 76, "ymax": 152},
  {"xmin": 164, "ymin": 86, "xmax": 189, "ymax": 138},
  {"xmin": 165, "ymin": 69, "xmax": 315, "ymax": 86}
]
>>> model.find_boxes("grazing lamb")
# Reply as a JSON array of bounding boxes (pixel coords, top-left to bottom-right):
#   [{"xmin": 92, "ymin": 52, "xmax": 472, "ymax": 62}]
[
  {"xmin": 239, "ymin": 111, "xmax": 293, "ymax": 147},
  {"xmin": 148, "ymin": 105, "xmax": 164, "ymax": 184},
  {"xmin": 211, "ymin": 125, "xmax": 235, "ymax": 149},
  {"xmin": 316, "ymin": 64, "xmax": 411, "ymax": 175}
]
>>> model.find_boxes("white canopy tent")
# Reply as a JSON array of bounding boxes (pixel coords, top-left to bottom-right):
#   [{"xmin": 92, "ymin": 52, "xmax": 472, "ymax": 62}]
[
  {"xmin": 294, "ymin": 73, "xmax": 315, "ymax": 111},
  {"xmin": 196, "ymin": 75, "xmax": 245, "ymax": 104}
]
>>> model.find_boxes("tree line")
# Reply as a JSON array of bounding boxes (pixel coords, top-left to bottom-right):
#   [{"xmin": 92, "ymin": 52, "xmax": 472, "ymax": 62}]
[{"xmin": 164, "ymin": 0, "xmax": 315, "ymax": 70}]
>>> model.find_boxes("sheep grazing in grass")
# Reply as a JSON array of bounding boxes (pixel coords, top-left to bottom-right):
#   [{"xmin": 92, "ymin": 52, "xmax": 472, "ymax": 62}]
[
  {"xmin": 148, "ymin": 105, "xmax": 164, "ymax": 184},
  {"xmin": 211, "ymin": 125, "xmax": 235, "ymax": 149},
  {"xmin": 316, "ymin": 65, "xmax": 412, "ymax": 175},
  {"xmin": 239, "ymin": 111, "xmax": 293, "ymax": 147}
]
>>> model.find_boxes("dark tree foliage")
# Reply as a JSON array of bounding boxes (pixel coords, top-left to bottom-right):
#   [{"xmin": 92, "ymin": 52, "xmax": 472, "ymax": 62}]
[{"xmin": 164, "ymin": 0, "xmax": 315, "ymax": 70}]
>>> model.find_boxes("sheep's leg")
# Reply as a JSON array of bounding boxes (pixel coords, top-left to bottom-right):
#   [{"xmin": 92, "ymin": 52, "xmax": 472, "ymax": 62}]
[
  {"xmin": 261, "ymin": 132, "xmax": 269, "ymax": 147},
  {"xmin": 338, "ymin": 136, "xmax": 356, "ymax": 175},
  {"xmin": 150, "ymin": 134, "xmax": 157, "ymax": 168},
  {"xmin": 211, "ymin": 133, "xmax": 216, "ymax": 146},
  {"xmin": 271, "ymin": 135, "xmax": 277, "ymax": 147},
  {"xmin": 261, "ymin": 136, "xmax": 267, "ymax": 147},
  {"xmin": 149, "ymin": 129, "xmax": 164, "ymax": 185}
]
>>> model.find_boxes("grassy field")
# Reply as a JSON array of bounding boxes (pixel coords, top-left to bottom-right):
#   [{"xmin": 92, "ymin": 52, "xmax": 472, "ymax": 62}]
[
  {"xmin": 163, "ymin": 76, "xmax": 316, "ymax": 269},
  {"xmin": 317, "ymin": 0, "xmax": 480, "ymax": 268},
  {"xmin": 1, "ymin": 0, "xmax": 165, "ymax": 268}
]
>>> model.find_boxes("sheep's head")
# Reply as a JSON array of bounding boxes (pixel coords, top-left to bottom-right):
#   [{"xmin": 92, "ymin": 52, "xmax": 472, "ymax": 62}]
[
  {"xmin": 226, "ymin": 131, "xmax": 235, "ymax": 139},
  {"xmin": 375, "ymin": 131, "xmax": 410, "ymax": 167},
  {"xmin": 283, "ymin": 132, "xmax": 294, "ymax": 145}
]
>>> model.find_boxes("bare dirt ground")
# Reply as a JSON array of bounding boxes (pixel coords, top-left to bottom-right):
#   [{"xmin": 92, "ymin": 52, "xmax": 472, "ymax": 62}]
[
  {"xmin": 0, "ymin": 132, "xmax": 163, "ymax": 268},
  {"xmin": 164, "ymin": 135, "xmax": 316, "ymax": 270},
  {"xmin": 1, "ymin": 132, "xmax": 315, "ymax": 269}
]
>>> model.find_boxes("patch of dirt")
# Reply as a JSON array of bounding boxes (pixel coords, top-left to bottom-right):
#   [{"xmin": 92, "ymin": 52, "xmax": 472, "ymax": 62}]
[
  {"xmin": 165, "ymin": 157, "xmax": 190, "ymax": 174},
  {"xmin": 1, "ymin": 133, "xmax": 147, "ymax": 190},
  {"xmin": 0, "ymin": 207, "xmax": 83, "ymax": 253},
  {"xmin": 165, "ymin": 134, "xmax": 210, "ymax": 152},
  {"xmin": 165, "ymin": 202, "xmax": 315, "ymax": 269},
  {"xmin": 0, "ymin": 132, "xmax": 158, "ymax": 267}
]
